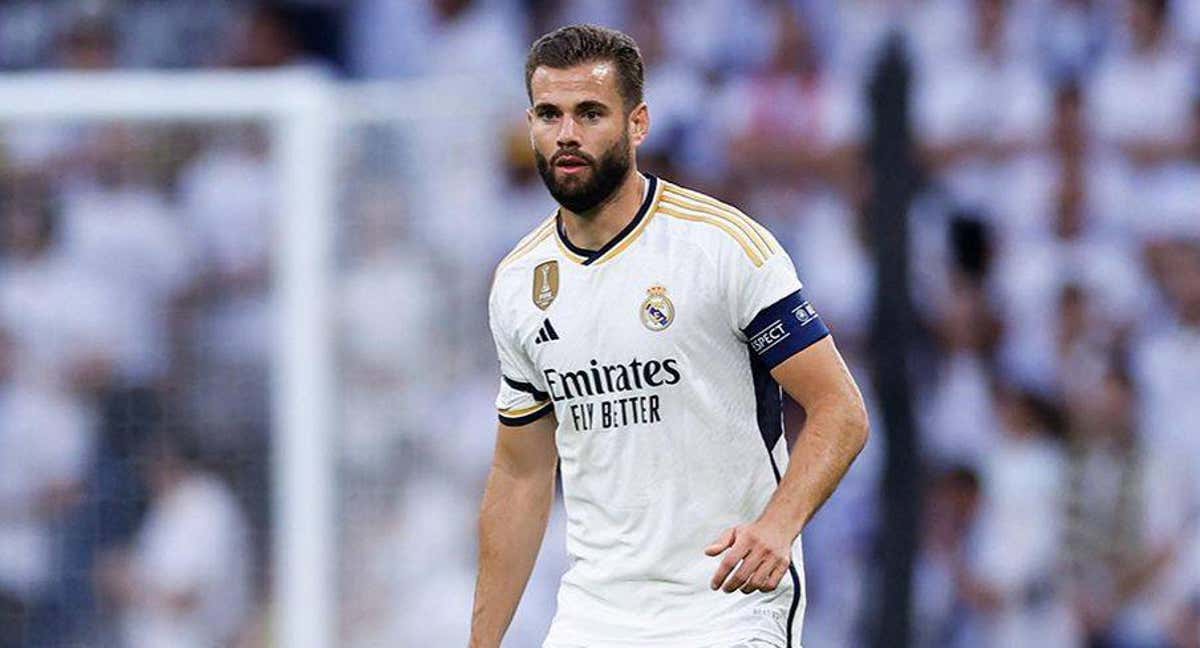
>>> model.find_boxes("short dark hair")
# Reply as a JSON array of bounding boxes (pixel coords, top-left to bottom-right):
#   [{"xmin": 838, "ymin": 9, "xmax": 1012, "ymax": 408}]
[{"xmin": 525, "ymin": 25, "xmax": 644, "ymax": 111}]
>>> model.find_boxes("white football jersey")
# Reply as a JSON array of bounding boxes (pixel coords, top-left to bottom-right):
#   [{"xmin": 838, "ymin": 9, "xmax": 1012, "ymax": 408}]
[{"xmin": 489, "ymin": 174, "xmax": 830, "ymax": 648}]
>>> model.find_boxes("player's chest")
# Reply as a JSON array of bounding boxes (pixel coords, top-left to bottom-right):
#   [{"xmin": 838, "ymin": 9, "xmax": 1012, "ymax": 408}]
[{"xmin": 514, "ymin": 257, "xmax": 721, "ymax": 367}]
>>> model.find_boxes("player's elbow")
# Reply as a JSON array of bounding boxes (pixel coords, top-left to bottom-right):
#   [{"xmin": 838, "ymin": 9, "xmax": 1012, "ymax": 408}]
[{"xmin": 842, "ymin": 389, "xmax": 870, "ymax": 459}]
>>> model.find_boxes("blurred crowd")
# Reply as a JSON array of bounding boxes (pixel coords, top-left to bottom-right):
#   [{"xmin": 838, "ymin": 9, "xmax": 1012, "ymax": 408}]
[{"xmin": 0, "ymin": 0, "xmax": 1197, "ymax": 647}]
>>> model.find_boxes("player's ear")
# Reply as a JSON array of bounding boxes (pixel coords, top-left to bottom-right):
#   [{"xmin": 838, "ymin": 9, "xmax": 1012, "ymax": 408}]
[{"xmin": 628, "ymin": 102, "xmax": 650, "ymax": 147}]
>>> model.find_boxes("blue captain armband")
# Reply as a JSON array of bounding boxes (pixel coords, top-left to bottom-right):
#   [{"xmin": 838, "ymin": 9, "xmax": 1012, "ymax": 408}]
[{"xmin": 743, "ymin": 290, "xmax": 831, "ymax": 369}]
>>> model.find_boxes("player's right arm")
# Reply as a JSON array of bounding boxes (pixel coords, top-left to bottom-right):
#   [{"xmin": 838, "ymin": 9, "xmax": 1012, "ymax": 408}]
[{"xmin": 468, "ymin": 414, "xmax": 558, "ymax": 648}]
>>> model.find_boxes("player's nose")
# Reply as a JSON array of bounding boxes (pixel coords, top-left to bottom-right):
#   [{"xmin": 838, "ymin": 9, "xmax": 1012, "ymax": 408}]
[{"xmin": 556, "ymin": 116, "xmax": 580, "ymax": 147}]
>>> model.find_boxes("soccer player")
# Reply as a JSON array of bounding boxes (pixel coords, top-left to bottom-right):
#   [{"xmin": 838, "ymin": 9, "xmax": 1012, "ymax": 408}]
[{"xmin": 469, "ymin": 25, "xmax": 869, "ymax": 648}]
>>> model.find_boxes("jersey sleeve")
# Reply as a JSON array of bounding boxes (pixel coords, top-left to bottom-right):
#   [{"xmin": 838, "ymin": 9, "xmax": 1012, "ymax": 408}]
[
  {"xmin": 726, "ymin": 231, "xmax": 831, "ymax": 370},
  {"xmin": 489, "ymin": 285, "xmax": 553, "ymax": 426}
]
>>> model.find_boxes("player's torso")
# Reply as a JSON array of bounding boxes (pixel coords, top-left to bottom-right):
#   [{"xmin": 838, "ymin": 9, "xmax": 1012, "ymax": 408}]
[{"xmin": 512, "ymin": 214, "xmax": 761, "ymax": 512}]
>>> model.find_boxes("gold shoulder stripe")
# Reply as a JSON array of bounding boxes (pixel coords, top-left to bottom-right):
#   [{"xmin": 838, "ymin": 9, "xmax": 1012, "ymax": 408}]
[
  {"xmin": 663, "ymin": 185, "xmax": 777, "ymax": 255},
  {"xmin": 661, "ymin": 190, "xmax": 773, "ymax": 256},
  {"xmin": 658, "ymin": 200, "xmax": 769, "ymax": 263},
  {"xmin": 663, "ymin": 183, "xmax": 779, "ymax": 254},
  {"xmin": 499, "ymin": 401, "xmax": 551, "ymax": 417},
  {"xmin": 660, "ymin": 193, "xmax": 770, "ymax": 259},
  {"xmin": 659, "ymin": 204, "xmax": 765, "ymax": 267},
  {"xmin": 498, "ymin": 218, "xmax": 555, "ymax": 269},
  {"xmin": 663, "ymin": 182, "xmax": 777, "ymax": 252}
]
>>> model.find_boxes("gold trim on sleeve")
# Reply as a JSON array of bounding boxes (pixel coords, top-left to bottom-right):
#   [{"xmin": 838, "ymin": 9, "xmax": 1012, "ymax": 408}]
[
  {"xmin": 658, "ymin": 204, "xmax": 765, "ymax": 267},
  {"xmin": 662, "ymin": 183, "xmax": 779, "ymax": 255},
  {"xmin": 499, "ymin": 401, "xmax": 552, "ymax": 417}
]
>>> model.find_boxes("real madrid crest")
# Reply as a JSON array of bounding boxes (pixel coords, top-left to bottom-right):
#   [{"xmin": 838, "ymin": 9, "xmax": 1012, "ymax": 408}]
[
  {"xmin": 640, "ymin": 285, "xmax": 674, "ymax": 331},
  {"xmin": 532, "ymin": 260, "xmax": 559, "ymax": 310}
]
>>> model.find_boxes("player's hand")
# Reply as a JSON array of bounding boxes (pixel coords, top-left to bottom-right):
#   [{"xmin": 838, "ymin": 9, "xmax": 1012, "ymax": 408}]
[{"xmin": 705, "ymin": 519, "xmax": 793, "ymax": 594}]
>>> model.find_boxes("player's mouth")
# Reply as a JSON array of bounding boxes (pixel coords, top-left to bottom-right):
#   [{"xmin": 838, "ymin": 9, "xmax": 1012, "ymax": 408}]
[{"xmin": 554, "ymin": 153, "xmax": 591, "ymax": 174}]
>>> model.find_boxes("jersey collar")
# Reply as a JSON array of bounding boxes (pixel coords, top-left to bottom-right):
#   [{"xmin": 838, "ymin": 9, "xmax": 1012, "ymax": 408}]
[{"xmin": 556, "ymin": 174, "xmax": 661, "ymax": 266}]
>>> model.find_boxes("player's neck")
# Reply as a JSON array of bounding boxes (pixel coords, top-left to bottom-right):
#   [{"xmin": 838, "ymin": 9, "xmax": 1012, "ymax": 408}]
[{"xmin": 559, "ymin": 169, "xmax": 645, "ymax": 251}]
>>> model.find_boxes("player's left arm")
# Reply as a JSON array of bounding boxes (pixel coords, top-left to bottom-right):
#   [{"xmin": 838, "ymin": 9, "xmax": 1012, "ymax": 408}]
[{"xmin": 708, "ymin": 336, "xmax": 869, "ymax": 594}]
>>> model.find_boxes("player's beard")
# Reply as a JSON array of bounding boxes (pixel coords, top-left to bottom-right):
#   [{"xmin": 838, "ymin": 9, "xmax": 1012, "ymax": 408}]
[{"xmin": 535, "ymin": 133, "xmax": 632, "ymax": 214}]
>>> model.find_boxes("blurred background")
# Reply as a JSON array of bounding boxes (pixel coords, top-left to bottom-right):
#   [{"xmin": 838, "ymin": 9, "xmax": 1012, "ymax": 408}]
[{"xmin": 0, "ymin": 0, "xmax": 1197, "ymax": 647}]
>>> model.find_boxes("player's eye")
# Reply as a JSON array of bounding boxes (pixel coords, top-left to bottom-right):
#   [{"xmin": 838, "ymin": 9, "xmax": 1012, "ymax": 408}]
[{"xmin": 582, "ymin": 110, "xmax": 601, "ymax": 122}]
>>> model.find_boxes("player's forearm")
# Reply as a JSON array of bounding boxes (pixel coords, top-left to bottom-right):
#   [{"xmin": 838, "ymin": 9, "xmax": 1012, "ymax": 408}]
[
  {"xmin": 759, "ymin": 393, "xmax": 868, "ymax": 540},
  {"xmin": 469, "ymin": 463, "xmax": 556, "ymax": 648}
]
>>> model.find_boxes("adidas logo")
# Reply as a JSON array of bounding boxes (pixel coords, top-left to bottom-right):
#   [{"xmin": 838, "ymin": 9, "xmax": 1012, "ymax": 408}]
[{"xmin": 534, "ymin": 319, "xmax": 560, "ymax": 344}]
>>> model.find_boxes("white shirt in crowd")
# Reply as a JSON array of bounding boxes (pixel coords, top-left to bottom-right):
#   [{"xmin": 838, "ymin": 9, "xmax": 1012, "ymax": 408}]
[
  {"xmin": 1087, "ymin": 41, "xmax": 1194, "ymax": 149},
  {"xmin": 120, "ymin": 472, "xmax": 251, "ymax": 648},
  {"xmin": 59, "ymin": 183, "xmax": 191, "ymax": 386},
  {"xmin": 1133, "ymin": 323, "xmax": 1200, "ymax": 461},
  {"xmin": 1085, "ymin": 38, "xmax": 1198, "ymax": 239},
  {"xmin": 0, "ymin": 252, "xmax": 119, "ymax": 391},
  {"xmin": 339, "ymin": 243, "xmax": 440, "ymax": 469},
  {"xmin": 177, "ymin": 142, "xmax": 274, "ymax": 366},
  {"xmin": 971, "ymin": 435, "xmax": 1078, "ymax": 648},
  {"xmin": 920, "ymin": 352, "xmax": 1000, "ymax": 469},
  {"xmin": 912, "ymin": 42, "xmax": 1051, "ymax": 211},
  {"xmin": 993, "ymin": 232, "xmax": 1148, "ymax": 396},
  {"xmin": 0, "ymin": 385, "xmax": 93, "ymax": 601}
]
